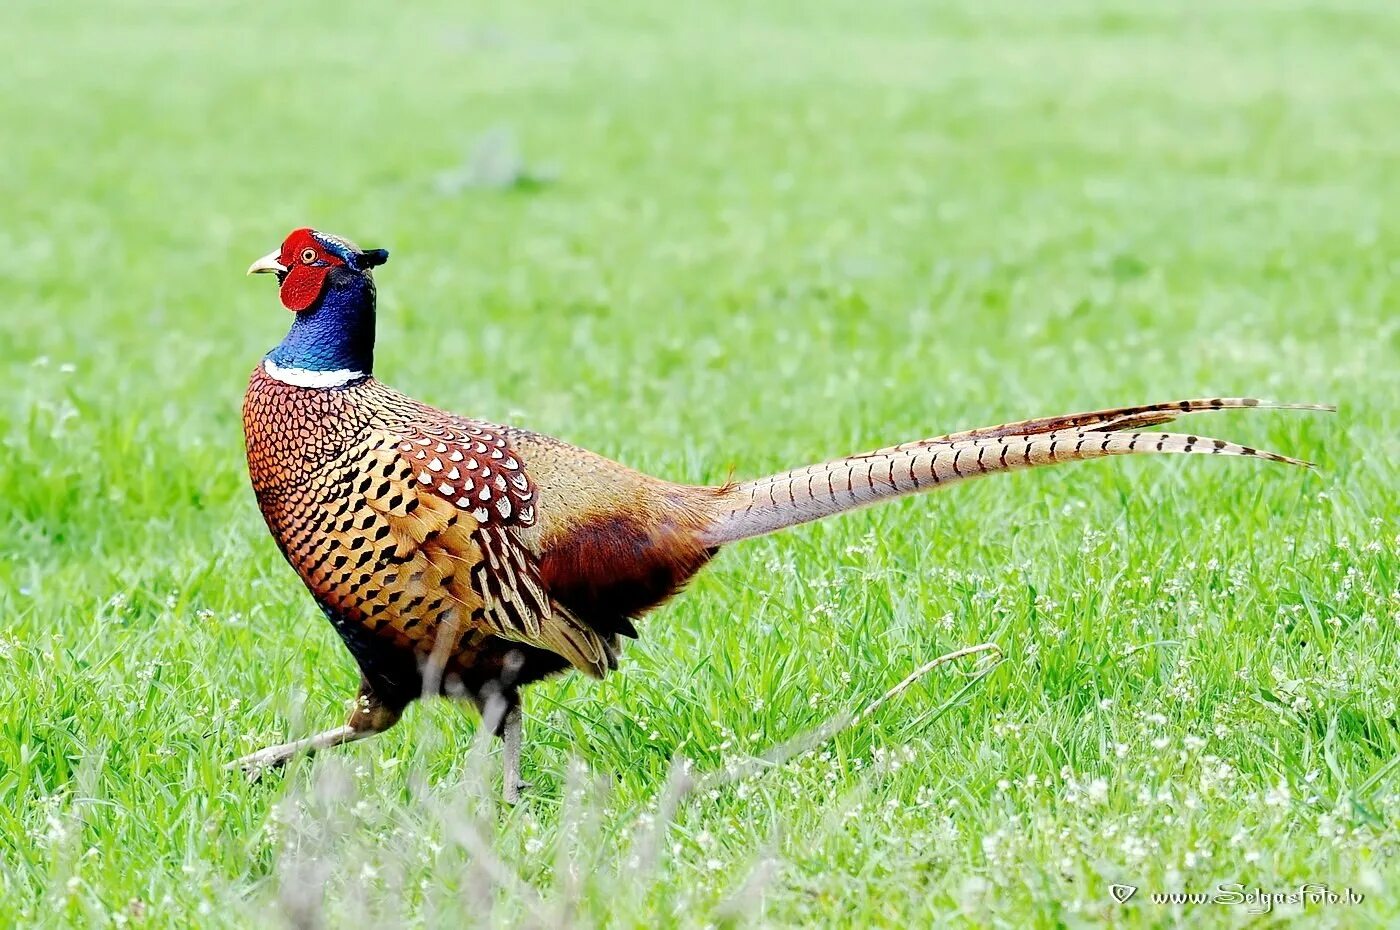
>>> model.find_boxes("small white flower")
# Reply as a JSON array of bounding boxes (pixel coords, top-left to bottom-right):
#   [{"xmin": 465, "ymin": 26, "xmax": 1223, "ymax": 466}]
[{"xmin": 1264, "ymin": 780, "xmax": 1292, "ymax": 807}]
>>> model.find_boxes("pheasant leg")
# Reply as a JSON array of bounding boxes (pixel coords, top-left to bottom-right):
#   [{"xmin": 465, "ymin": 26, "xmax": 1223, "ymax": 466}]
[
  {"xmin": 233, "ymin": 678, "xmax": 402, "ymax": 780},
  {"xmin": 501, "ymin": 703, "xmax": 530, "ymax": 805}
]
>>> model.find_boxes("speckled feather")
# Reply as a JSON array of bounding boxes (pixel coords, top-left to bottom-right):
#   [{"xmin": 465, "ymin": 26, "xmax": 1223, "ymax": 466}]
[{"xmin": 243, "ymin": 365, "xmax": 720, "ymax": 710}]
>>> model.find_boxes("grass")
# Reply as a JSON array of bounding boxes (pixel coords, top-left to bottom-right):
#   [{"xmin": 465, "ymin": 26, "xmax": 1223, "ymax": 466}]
[{"xmin": 1, "ymin": 0, "xmax": 1397, "ymax": 925}]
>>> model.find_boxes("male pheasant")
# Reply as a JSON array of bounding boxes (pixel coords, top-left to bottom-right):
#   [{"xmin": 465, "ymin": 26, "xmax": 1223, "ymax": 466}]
[{"xmin": 239, "ymin": 227, "xmax": 1329, "ymax": 800}]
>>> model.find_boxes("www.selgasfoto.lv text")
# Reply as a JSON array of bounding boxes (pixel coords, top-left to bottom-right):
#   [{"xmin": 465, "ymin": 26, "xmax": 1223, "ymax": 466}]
[{"xmin": 1115, "ymin": 882, "xmax": 1364, "ymax": 914}]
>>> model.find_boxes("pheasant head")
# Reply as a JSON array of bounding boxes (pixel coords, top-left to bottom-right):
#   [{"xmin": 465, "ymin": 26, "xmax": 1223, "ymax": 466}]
[{"xmin": 249, "ymin": 228, "xmax": 389, "ymax": 384}]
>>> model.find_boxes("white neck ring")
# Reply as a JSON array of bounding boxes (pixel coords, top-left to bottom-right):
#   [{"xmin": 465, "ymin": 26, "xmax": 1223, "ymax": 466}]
[{"xmin": 263, "ymin": 358, "xmax": 366, "ymax": 388}]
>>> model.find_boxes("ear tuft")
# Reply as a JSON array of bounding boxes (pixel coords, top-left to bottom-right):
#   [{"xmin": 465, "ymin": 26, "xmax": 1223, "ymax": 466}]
[{"xmin": 357, "ymin": 248, "xmax": 390, "ymax": 269}]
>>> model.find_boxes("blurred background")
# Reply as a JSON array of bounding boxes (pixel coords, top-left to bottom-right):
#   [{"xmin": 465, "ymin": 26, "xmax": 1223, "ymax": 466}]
[
  {"xmin": 1, "ymin": 1, "xmax": 1395, "ymax": 926},
  {"xmin": 7, "ymin": 1, "xmax": 1396, "ymax": 430}
]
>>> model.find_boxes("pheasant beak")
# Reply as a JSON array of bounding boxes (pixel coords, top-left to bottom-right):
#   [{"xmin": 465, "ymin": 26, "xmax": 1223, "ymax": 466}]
[{"xmin": 247, "ymin": 250, "xmax": 288, "ymax": 276}]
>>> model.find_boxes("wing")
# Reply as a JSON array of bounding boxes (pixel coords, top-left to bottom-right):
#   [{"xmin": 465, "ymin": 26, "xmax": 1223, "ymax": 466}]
[{"xmin": 362, "ymin": 420, "xmax": 614, "ymax": 678}]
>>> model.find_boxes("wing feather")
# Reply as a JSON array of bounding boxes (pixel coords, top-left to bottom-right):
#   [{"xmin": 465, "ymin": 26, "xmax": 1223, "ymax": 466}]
[{"xmin": 360, "ymin": 424, "xmax": 611, "ymax": 677}]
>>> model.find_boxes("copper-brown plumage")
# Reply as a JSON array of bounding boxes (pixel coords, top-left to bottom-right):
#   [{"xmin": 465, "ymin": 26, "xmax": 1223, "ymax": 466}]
[
  {"xmin": 244, "ymin": 367, "xmax": 723, "ymax": 695},
  {"xmin": 236, "ymin": 228, "xmax": 1331, "ymax": 799}
]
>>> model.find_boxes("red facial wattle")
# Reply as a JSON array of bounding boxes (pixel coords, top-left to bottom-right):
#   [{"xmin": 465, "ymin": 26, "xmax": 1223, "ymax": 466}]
[
  {"xmin": 279, "ymin": 263, "xmax": 334, "ymax": 312},
  {"xmin": 276, "ymin": 228, "xmax": 346, "ymax": 313}
]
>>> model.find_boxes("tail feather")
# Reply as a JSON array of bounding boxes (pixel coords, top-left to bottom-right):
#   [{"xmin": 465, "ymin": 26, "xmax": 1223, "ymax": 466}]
[
  {"xmin": 874, "ymin": 398, "xmax": 1335, "ymax": 452},
  {"xmin": 700, "ymin": 400, "xmax": 1330, "ymax": 546}
]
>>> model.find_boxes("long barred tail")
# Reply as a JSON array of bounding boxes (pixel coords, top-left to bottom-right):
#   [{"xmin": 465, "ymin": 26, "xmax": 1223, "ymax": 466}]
[{"xmin": 700, "ymin": 398, "xmax": 1332, "ymax": 546}]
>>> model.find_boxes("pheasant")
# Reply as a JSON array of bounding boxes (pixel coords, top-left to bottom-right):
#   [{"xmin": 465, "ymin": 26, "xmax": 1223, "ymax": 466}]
[{"xmin": 239, "ymin": 227, "xmax": 1329, "ymax": 801}]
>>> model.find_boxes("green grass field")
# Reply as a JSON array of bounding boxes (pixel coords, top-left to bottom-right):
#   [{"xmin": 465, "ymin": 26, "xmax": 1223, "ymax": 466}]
[{"xmin": 3, "ymin": 1, "xmax": 1397, "ymax": 926}]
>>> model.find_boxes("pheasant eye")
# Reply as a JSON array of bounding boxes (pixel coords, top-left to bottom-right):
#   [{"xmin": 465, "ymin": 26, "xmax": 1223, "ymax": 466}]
[{"xmin": 301, "ymin": 248, "xmax": 318, "ymax": 264}]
